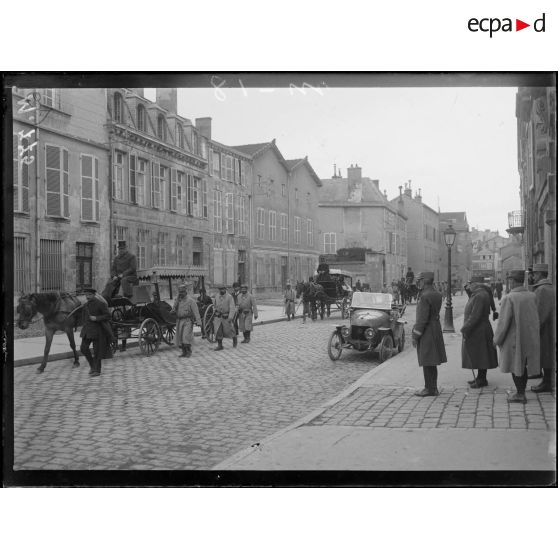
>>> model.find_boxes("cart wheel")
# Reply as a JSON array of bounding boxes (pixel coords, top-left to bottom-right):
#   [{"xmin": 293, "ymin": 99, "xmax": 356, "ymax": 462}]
[
  {"xmin": 398, "ymin": 329, "xmax": 405, "ymax": 353},
  {"xmin": 111, "ymin": 307, "xmax": 124, "ymax": 321},
  {"xmin": 203, "ymin": 305, "xmax": 216, "ymax": 343},
  {"xmin": 139, "ymin": 318, "xmax": 161, "ymax": 356},
  {"xmin": 378, "ymin": 335, "xmax": 394, "ymax": 363},
  {"xmin": 163, "ymin": 324, "xmax": 175, "ymax": 345},
  {"xmin": 327, "ymin": 331, "xmax": 343, "ymax": 361}
]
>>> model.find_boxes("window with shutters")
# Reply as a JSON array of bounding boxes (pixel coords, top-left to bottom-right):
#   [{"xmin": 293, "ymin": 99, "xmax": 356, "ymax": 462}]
[
  {"xmin": 225, "ymin": 193, "xmax": 234, "ymax": 233},
  {"xmin": 135, "ymin": 157, "xmax": 147, "ymax": 206},
  {"xmin": 170, "ymin": 169, "xmax": 178, "ymax": 211},
  {"xmin": 202, "ymin": 179, "xmax": 208, "ymax": 219},
  {"xmin": 193, "ymin": 237, "xmax": 203, "ymax": 266},
  {"xmin": 137, "ymin": 104, "xmax": 146, "ymax": 132},
  {"xmin": 81, "ymin": 154, "xmax": 100, "ymax": 221},
  {"xmin": 186, "ymin": 175, "xmax": 194, "ymax": 216},
  {"xmin": 224, "ymin": 155, "xmax": 234, "ymax": 182},
  {"xmin": 45, "ymin": 144, "xmax": 69, "ymax": 218},
  {"xmin": 213, "ymin": 190, "xmax": 222, "ymax": 232},
  {"xmin": 269, "ymin": 210, "xmax": 277, "ymax": 241},
  {"xmin": 41, "ymin": 89, "xmax": 57, "ymax": 109},
  {"xmin": 113, "ymin": 92, "xmax": 123, "ymax": 123},
  {"xmin": 40, "ymin": 239, "xmax": 63, "ymax": 291},
  {"xmin": 212, "ymin": 151, "xmax": 220, "ymax": 175},
  {"xmin": 157, "ymin": 114, "xmax": 166, "ymax": 141},
  {"xmin": 307, "ymin": 219, "xmax": 313, "ymax": 246},
  {"xmin": 193, "ymin": 176, "xmax": 200, "ymax": 217},
  {"xmin": 76, "ymin": 242, "xmax": 94, "ymax": 291},
  {"xmin": 160, "ymin": 166, "xmax": 169, "ymax": 210},
  {"xmin": 13, "ymin": 133, "xmax": 30, "ymax": 213},
  {"xmin": 157, "ymin": 232, "xmax": 169, "ymax": 266},
  {"xmin": 177, "ymin": 170, "xmax": 185, "ymax": 213},
  {"xmin": 324, "ymin": 232, "xmax": 336, "ymax": 253},
  {"xmin": 176, "ymin": 235, "xmax": 186, "ymax": 266},
  {"xmin": 14, "ymin": 236, "xmax": 31, "ymax": 293},
  {"xmin": 137, "ymin": 229, "xmax": 149, "ymax": 269},
  {"xmin": 280, "ymin": 213, "xmax": 288, "ymax": 242},
  {"xmin": 113, "ymin": 151, "xmax": 125, "ymax": 200},
  {"xmin": 257, "ymin": 207, "xmax": 265, "ymax": 239},
  {"xmin": 294, "ymin": 217, "xmax": 301, "ymax": 245},
  {"xmin": 151, "ymin": 162, "xmax": 160, "ymax": 208},
  {"xmin": 238, "ymin": 196, "xmax": 247, "ymax": 236}
]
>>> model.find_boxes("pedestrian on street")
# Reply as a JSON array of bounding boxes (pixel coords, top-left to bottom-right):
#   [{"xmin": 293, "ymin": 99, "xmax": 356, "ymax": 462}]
[
  {"xmin": 411, "ymin": 271, "xmax": 447, "ymax": 396},
  {"xmin": 213, "ymin": 285, "xmax": 238, "ymax": 350},
  {"xmin": 231, "ymin": 282, "xmax": 241, "ymax": 336},
  {"xmin": 173, "ymin": 283, "xmax": 201, "ymax": 358},
  {"xmin": 80, "ymin": 287, "xmax": 114, "ymax": 377},
  {"xmin": 493, "ymin": 269, "xmax": 540, "ymax": 403},
  {"xmin": 355, "ymin": 280, "xmax": 362, "ymax": 292},
  {"xmin": 460, "ymin": 276, "xmax": 499, "ymax": 388},
  {"xmin": 109, "ymin": 240, "xmax": 139, "ymax": 297},
  {"xmin": 530, "ymin": 263, "xmax": 555, "ymax": 393},
  {"xmin": 237, "ymin": 284, "xmax": 258, "ymax": 343},
  {"xmin": 478, "ymin": 280, "xmax": 499, "ymax": 321},
  {"xmin": 495, "ymin": 280, "xmax": 503, "ymax": 301},
  {"xmin": 284, "ymin": 283, "xmax": 296, "ymax": 321}
]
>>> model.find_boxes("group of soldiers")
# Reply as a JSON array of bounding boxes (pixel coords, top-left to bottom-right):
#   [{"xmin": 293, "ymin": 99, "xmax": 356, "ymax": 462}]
[{"xmin": 411, "ymin": 263, "xmax": 555, "ymax": 400}]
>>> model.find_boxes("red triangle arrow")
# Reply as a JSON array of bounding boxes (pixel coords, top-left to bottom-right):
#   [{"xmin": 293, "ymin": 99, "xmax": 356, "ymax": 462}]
[{"xmin": 516, "ymin": 19, "xmax": 530, "ymax": 31}]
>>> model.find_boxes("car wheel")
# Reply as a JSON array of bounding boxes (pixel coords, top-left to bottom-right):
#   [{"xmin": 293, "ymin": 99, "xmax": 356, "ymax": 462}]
[
  {"xmin": 327, "ymin": 331, "xmax": 343, "ymax": 361},
  {"xmin": 398, "ymin": 329, "xmax": 405, "ymax": 353},
  {"xmin": 378, "ymin": 334, "xmax": 394, "ymax": 363}
]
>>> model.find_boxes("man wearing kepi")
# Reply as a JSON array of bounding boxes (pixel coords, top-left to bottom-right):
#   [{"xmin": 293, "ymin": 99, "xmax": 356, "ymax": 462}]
[
  {"xmin": 530, "ymin": 263, "xmax": 555, "ymax": 393},
  {"xmin": 493, "ymin": 269, "xmax": 540, "ymax": 403},
  {"xmin": 111, "ymin": 240, "xmax": 138, "ymax": 297},
  {"xmin": 80, "ymin": 287, "xmax": 113, "ymax": 377},
  {"xmin": 461, "ymin": 276, "xmax": 499, "ymax": 388},
  {"xmin": 412, "ymin": 271, "xmax": 447, "ymax": 396},
  {"xmin": 213, "ymin": 285, "xmax": 238, "ymax": 351},
  {"xmin": 237, "ymin": 284, "xmax": 258, "ymax": 343},
  {"xmin": 173, "ymin": 283, "xmax": 201, "ymax": 358}
]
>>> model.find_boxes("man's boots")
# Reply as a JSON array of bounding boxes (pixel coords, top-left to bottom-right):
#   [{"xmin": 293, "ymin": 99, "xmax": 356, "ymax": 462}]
[
  {"xmin": 416, "ymin": 367, "xmax": 439, "ymax": 397},
  {"xmin": 214, "ymin": 339, "xmax": 224, "ymax": 351},
  {"xmin": 120, "ymin": 339, "xmax": 127, "ymax": 352},
  {"xmin": 241, "ymin": 332, "xmax": 250, "ymax": 343},
  {"xmin": 179, "ymin": 344, "xmax": 188, "ymax": 357},
  {"xmin": 233, "ymin": 336, "xmax": 238, "ymax": 348},
  {"xmin": 510, "ymin": 373, "xmax": 527, "ymax": 403},
  {"xmin": 469, "ymin": 369, "xmax": 488, "ymax": 389},
  {"xmin": 430, "ymin": 367, "xmax": 439, "ymax": 395},
  {"xmin": 531, "ymin": 369, "xmax": 553, "ymax": 393}
]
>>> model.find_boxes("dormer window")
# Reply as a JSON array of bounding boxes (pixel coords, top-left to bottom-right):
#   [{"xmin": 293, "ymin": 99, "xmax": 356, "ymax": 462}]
[
  {"xmin": 113, "ymin": 92, "xmax": 123, "ymax": 123},
  {"xmin": 137, "ymin": 104, "xmax": 146, "ymax": 132},
  {"xmin": 157, "ymin": 114, "xmax": 166, "ymax": 141},
  {"xmin": 176, "ymin": 124, "xmax": 184, "ymax": 149}
]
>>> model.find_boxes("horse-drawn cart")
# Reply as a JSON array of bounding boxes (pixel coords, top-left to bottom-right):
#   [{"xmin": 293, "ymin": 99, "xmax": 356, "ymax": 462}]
[{"xmin": 315, "ymin": 267, "xmax": 353, "ymax": 319}]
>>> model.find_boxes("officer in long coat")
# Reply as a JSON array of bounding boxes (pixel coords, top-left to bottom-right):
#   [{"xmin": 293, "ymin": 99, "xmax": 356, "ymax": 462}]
[
  {"xmin": 460, "ymin": 276, "xmax": 499, "ymax": 388},
  {"xmin": 237, "ymin": 284, "xmax": 258, "ymax": 343},
  {"xmin": 110, "ymin": 240, "xmax": 139, "ymax": 297},
  {"xmin": 173, "ymin": 283, "xmax": 201, "ymax": 358},
  {"xmin": 284, "ymin": 283, "xmax": 296, "ymax": 321},
  {"xmin": 412, "ymin": 271, "xmax": 447, "ymax": 396},
  {"xmin": 530, "ymin": 263, "xmax": 555, "ymax": 393},
  {"xmin": 493, "ymin": 269, "xmax": 540, "ymax": 403},
  {"xmin": 80, "ymin": 287, "xmax": 113, "ymax": 377},
  {"xmin": 213, "ymin": 285, "xmax": 237, "ymax": 350}
]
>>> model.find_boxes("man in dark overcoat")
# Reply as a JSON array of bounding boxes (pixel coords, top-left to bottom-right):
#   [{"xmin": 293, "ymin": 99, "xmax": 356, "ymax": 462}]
[
  {"xmin": 412, "ymin": 271, "xmax": 447, "ymax": 396},
  {"xmin": 80, "ymin": 287, "xmax": 113, "ymax": 377},
  {"xmin": 213, "ymin": 285, "xmax": 237, "ymax": 350},
  {"xmin": 110, "ymin": 240, "xmax": 139, "ymax": 297},
  {"xmin": 461, "ymin": 276, "xmax": 499, "ymax": 388},
  {"xmin": 531, "ymin": 263, "xmax": 555, "ymax": 393}
]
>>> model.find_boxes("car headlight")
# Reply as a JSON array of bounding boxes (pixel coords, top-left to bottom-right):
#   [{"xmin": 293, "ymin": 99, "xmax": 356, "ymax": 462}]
[
  {"xmin": 365, "ymin": 327, "xmax": 376, "ymax": 339},
  {"xmin": 341, "ymin": 326, "xmax": 350, "ymax": 337}
]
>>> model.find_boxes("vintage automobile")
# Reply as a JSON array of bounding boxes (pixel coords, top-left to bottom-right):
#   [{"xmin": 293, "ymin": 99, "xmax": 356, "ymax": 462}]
[{"xmin": 327, "ymin": 292, "xmax": 407, "ymax": 362}]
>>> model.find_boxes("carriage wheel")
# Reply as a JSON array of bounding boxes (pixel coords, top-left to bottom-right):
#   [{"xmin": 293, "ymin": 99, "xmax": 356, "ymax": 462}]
[
  {"xmin": 163, "ymin": 324, "xmax": 175, "ymax": 345},
  {"xmin": 111, "ymin": 307, "xmax": 124, "ymax": 322},
  {"xmin": 398, "ymin": 329, "xmax": 405, "ymax": 353},
  {"xmin": 203, "ymin": 305, "xmax": 216, "ymax": 343},
  {"xmin": 327, "ymin": 331, "xmax": 343, "ymax": 361},
  {"xmin": 139, "ymin": 318, "xmax": 161, "ymax": 356},
  {"xmin": 378, "ymin": 335, "xmax": 394, "ymax": 363}
]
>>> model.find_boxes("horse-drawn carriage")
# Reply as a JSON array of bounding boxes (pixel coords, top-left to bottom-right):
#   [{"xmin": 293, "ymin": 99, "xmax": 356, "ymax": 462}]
[{"xmin": 315, "ymin": 266, "xmax": 353, "ymax": 319}]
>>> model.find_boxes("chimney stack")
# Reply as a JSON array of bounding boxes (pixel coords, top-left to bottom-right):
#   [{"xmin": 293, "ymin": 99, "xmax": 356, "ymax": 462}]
[
  {"xmin": 333, "ymin": 163, "xmax": 337, "ymax": 179},
  {"xmin": 195, "ymin": 117, "xmax": 212, "ymax": 139},
  {"xmin": 347, "ymin": 164, "xmax": 362, "ymax": 188},
  {"xmin": 404, "ymin": 180, "xmax": 412, "ymax": 197},
  {"xmin": 156, "ymin": 88, "xmax": 178, "ymax": 114}
]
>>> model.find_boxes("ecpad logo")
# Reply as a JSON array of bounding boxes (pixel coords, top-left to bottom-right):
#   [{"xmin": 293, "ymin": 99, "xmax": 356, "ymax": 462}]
[{"xmin": 468, "ymin": 13, "xmax": 546, "ymax": 37}]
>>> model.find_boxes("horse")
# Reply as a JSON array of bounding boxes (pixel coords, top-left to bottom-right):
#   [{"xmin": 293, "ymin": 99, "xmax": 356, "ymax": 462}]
[
  {"xmin": 399, "ymin": 280, "xmax": 419, "ymax": 304},
  {"xmin": 295, "ymin": 280, "xmax": 325, "ymax": 321},
  {"xmin": 16, "ymin": 292, "xmax": 85, "ymax": 373}
]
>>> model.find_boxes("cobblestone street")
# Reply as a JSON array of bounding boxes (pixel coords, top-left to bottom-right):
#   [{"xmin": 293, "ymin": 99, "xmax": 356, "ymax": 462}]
[{"xmin": 13, "ymin": 316, "xmax": 380, "ymax": 470}]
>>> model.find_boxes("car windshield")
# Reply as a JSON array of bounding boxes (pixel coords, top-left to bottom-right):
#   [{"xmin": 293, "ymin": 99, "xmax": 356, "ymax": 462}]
[{"xmin": 351, "ymin": 292, "xmax": 393, "ymax": 310}]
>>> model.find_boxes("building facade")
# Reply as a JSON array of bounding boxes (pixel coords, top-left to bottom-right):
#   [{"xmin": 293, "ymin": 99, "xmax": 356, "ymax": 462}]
[
  {"xmin": 439, "ymin": 212, "xmax": 472, "ymax": 287},
  {"xmin": 233, "ymin": 141, "xmax": 322, "ymax": 292},
  {"xmin": 516, "ymin": 86, "xmax": 556, "ymax": 280},
  {"xmin": 320, "ymin": 165, "xmax": 408, "ymax": 290},
  {"xmin": 470, "ymin": 228, "xmax": 512, "ymax": 281},
  {"xmin": 13, "ymin": 87, "xmax": 111, "ymax": 300}
]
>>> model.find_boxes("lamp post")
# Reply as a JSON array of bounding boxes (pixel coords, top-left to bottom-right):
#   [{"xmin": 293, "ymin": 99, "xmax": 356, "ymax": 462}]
[{"xmin": 443, "ymin": 224, "xmax": 456, "ymax": 333}]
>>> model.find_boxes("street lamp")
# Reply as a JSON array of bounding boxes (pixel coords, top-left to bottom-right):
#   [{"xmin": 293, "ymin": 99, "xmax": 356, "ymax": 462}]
[{"xmin": 443, "ymin": 224, "xmax": 456, "ymax": 333}]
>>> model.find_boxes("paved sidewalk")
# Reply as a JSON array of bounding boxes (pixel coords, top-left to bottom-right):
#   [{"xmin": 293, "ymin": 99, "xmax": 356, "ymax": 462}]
[{"xmin": 216, "ymin": 314, "xmax": 556, "ymax": 471}]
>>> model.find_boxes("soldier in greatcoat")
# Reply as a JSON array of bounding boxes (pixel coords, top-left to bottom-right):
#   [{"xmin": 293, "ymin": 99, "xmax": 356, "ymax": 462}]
[
  {"xmin": 80, "ymin": 287, "xmax": 113, "ymax": 377},
  {"xmin": 411, "ymin": 271, "xmax": 447, "ymax": 396},
  {"xmin": 213, "ymin": 285, "xmax": 237, "ymax": 350},
  {"xmin": 493, "ymin": 269, "xmax": 540, "ymax": 403},
  {"xmin": 173, "ymin": 283, "xmax": 201, "ymax": 358},
  {"xmin": 110, "ymin": 240, "xmax": 139, "ymax": 297},
  {"xmin": 530, "ymin": 263, "xmax": 555, "ymax": 393},
  {"xmin": 460, "ymin": 276, "xmax": 499, "ymax": 388},
  {"xmin": 237, "ymin": 284, "xmax": 258, "ymax": 343},
  {"xmin": 284, "ymin": 283, "xmax": 296, "ymax": 321}
]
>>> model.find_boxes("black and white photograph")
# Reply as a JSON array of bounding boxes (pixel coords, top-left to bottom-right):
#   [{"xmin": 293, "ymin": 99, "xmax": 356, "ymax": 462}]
[{"xmin": 4, "ymin": 73, "xmax": 556, "ymax": 484}]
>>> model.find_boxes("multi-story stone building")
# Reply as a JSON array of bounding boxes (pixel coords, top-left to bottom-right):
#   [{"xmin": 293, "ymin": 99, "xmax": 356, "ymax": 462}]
[
  {"xmin": 320, "ymin": 165, "xmax": 408, "ymax": 290},
  {"xmin": 12, "ymin": 87, "xmax": 111, "ymax": 299},
  {"xmin": 439, "ymin": 212, "xmax": 472, "ymax": 288},
  {"xmin": 233, "ymin": 140, "xmax": 322, "ymax": 292},
  {"xmin": 470, "ymin": 228, "xmax": 512, "ymax": 281},
  {"xmin": 391, "ymin": 181, "xmax": 439, "ymax": 280},
  {"xmin": 516, "ymin": 86, "xmax": 556, "ymax": 280},
  {"xmin": 107, "ymin": 88, "xmax": 212, "ymax": 298}
]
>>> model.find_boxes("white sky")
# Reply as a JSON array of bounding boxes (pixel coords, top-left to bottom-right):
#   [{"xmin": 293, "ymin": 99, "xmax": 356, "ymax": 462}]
[{"xmin": 146, "ymin": 87, "xmax": 520, "ymax": 234}]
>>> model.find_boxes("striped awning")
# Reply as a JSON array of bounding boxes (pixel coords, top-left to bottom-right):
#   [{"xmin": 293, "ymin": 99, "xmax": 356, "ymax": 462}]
[{"xmin": 137, "ymin": 267, "xmax": 208, "ymax": 280}]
